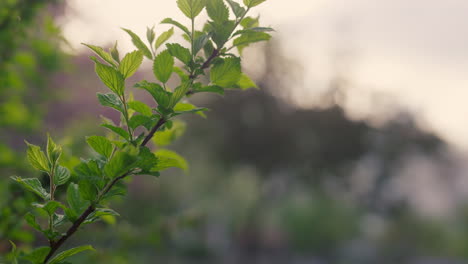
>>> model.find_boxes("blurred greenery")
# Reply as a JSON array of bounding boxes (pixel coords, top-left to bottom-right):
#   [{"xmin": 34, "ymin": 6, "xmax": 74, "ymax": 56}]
[
  {"xmin": 2, "ymin": 1, "xmax": 468, "ymax": 264},
  {"xmin": 0, "ymin": 0, "xmax": 67, "ymax": 255}
]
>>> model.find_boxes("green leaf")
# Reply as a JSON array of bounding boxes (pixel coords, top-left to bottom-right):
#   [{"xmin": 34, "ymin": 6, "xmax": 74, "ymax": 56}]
[
  {"xmin": 23, "ymin": 246, "xmax": 50, "ymax": 264},
  {"xmin": 166, "ymin": 43, "xmax": 191, "ymax": 65},
  {"xmin": 177, "ymin": 0, "xmax": 206, "ymax": 19},
  {"xmin": 206, "ymin": 0, "xmax": 229, "ymax": 23},
  {"xmin": 169, "ymin": 82, "xmax": 190, "ymax": 108},
  {"xmin": 79, "ymin": 179, "xmax": 97, "ymax": 201},
  {"xmin": 46, "ymin": 134, "xmax": 62, "ymax": 165},
  {"xmin": 173, "ymin": 102, "xmax": 208, "ymax": 117},
  {"xmin": 193, "ymin": 33, "xmax": 211, "ymax": 55},
  {"xmin": 226, "ymin": 0, "xmax": 246, "ymax": 17},
  {"xmin": 25, "ymin": 142, "xmax": 50, "ymax": 172},
  {"xmin": 194, "ymin": 85, "xmax": 224, "ymax": 94},
  {"xmin": 11, "ymin": 176, "xmax": 49, "ymax": 199},
  {"xmin": 119, "ymin": 50, "xmax": 143, "ymax": 78},
  {"xmin": 134, "ymin": 81, "xmax": 171, "ymax": 109},
  {"xmin": 32, "ymin": 200, "xmax": 65, "ymax": 215},
  {"xmin": 9, "ymin": 241, "xmax": 18, "ymax": 264},
  {"xmin": 240, "ymin": 16, "xmax": 259, "ymax": 28},
  {"xmin": 67, "ymin": 183, "xmax": 90, "ymax": 217},
  {"xmin": 86, "ymin": 136, "xmax": 113, "ymax": 158},
  {"xmin": 82, "ymin": 43, "xmax": 117, "ymax": 67},
  {"xmin": 233, "ymin": 27, "xmax": 274, "ymax": 36},
  {"xmin": 146, "ymin": 26, "xmax": 156, "ymax": 44},
  {"xmin": 54, "ymin": 165, "xmax": 71, "ymax": 186},
  {"xmin": 209, "ymin": 20, "xmax": 235, "ymax": 48},
  {"xmin": 101, "ymin": 124, "xmax": 130, "ymax": 140},
  {"xmin": 233, "ymin": 31, "xmax": 271, "ymax": 53},
  {"xmin": 128, "ymin": 101, "xmax": 153, "ymax": 117},
  {"xmin": 243, "ymin": 0, "xmax": 267, "ymax": 7},
  {"xmin": 128, "ymin": 114, "xmax": 152, "ymax": 130},
  {"xmin": 47, "ymin": 245, "xmax": 94, "ymax": 264},
  {"xmin": 160, "ymin": 18, "xmax": 191, "ymax": 36},
  {"xmin": 153, "ymin": 50, "xmax": 174, "ymax": 84},
  {"xmin": 210, "ymin": 57, "xmax": 241, "ymax": 87},
  {"xmin": 97, "ymin": 93, "xmax": 124, "ymax": 113},
  {"xmin": 155, "ymin": 27, "xmax": 174, "ymax": 50},
  {"xmin": 154, "ymin": 149, "xmax": 188, "ymax": 172},
  {"xmin": 110, "ymin": 41, "xmax": 120, "ymax": 63},
  {"xmin": 122, "ymin": 28, "xmax": 153, "ymax": 59},
  {"xmin": 84, "ymin": 208, "xmax": 120, "ymax": 224},
  {"xmin": 93, "ymin": 60, "xmax": 125, "ymax": 96},
  {"xmin": 24, "ymin": 212, "xmax": 42, "ymax": 232},
  {"xmin": 75, "ymin": 159, "xmax": 102, "ymax": 179},
  {"xmin": 153, "ymin": 120, "xmax": 186, "ymax": 146},
  {"xmin": 104, "ymin": 147, "xmax": 139, "ymax": 178}
]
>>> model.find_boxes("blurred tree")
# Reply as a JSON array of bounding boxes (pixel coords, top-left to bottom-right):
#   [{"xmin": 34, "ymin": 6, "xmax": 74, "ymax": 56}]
[{"xmin": 0, "ymin": 0, "xmax": 67, "ymax": 254}]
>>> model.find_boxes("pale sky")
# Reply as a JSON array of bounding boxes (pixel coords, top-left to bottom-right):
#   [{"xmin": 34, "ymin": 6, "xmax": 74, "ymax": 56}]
[{"xmin": 59, "ymin": 0, "xmax": 468, "ymax": 149}]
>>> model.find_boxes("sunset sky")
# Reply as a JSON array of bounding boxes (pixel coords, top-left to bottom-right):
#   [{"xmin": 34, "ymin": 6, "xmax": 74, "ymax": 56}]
[{"xmin": 59, "ymin": 0, "xmax": 468, "ymax": 149}]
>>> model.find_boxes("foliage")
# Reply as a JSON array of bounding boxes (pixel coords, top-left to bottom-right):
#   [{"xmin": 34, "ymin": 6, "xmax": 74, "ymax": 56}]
[{"xmin": 9, "ymin": 0, "xmax": 272, "ymax": 263}]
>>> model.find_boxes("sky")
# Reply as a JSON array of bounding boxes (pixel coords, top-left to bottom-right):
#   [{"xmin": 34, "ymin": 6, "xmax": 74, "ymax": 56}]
[{"xmin": 59, "ymin": 0, "xmax": 468, "ymax": 149}]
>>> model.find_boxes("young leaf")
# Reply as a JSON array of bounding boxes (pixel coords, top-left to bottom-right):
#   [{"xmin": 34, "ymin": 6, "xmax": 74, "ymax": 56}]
[
  {"xmin": 160, "ymin": 18, "xmax": 191, "ymax": 36},
  {"xmin": 146, "ymin": 26, "xmax": 156, "ymax": 44},
  {"xmin": 54, "ymin": 165, "xmax": 71, "ymax": 186},
  {"xmin": 47, "ymin": 245, "xmax": 94, "ymax": 264},
  {"xmin": 33, "ymin": 200, "xmax": 65, "ymax": 216},
  {"xmin": 84, "ymin": 208, "xmax": 120, "ymax": 224},
  {"xmin": 102, "ymin": 124, "xmax": 131, "ymax": 141},
  {"xmin": 104, "ymin": 147, "xmax": 139, "ymax": 178},
  {"xmin": 24, "ymin": 212, "xmax": 42, "ymax": 232},
  {"xmin": 177, "ymin": 0, "xmax": 206, "ymax": 19},
  {"xmin": 134, "ymin": 81, "xmax": 171, "ymax": 109},
  {"xmin": 67, "ymin": 183, "xmax": 90, "ymax": 217},
  {"xmin": 169, "ymin": 82, "xmax": 190, "ymax": 108},
  {"xmin": 243, "ymin": 0, "xmax": 267, "ymax": 7},
  {"xmin": 86, "ymin": 136, "xmax": 113, "ymax": 158},
  {"xmin": 122, "ymin": 28, "xmax": 153, "ymax": 59},
  {"xmin": 155, "ymin": 27, "xmax": 174, "ymax": 50},
  {"xmin": 233, "ymin": 27, "xmax": 274, "ymax": 36},
  {"xmin": 119, "ymin": 50, "xmax": 143, "ymax": 78},
  {"xmin": 210, "ymin": 57, "xmax": 241, "ymax": 87},
  {"xmin": 194, "ymin": 85, "xmax": 224, "ymax": 94},
  {"xmin": 166, "ymin": 43, "xmax": 192, "ymax": 65},
  {"xmin": 93, "ymin": 60, "xmax": 125, "ymax": 96},
  {"xmin": 173, "ymin": 102, "xmax": 208, "ymax": 117},
  {"xmin": 154, "ymin": 149, "xmax": 188, "ymax": 172},
  {"xmin": 233, "ymin": 31, "xmax": 271, "ymax": 53},
  {"xmin": 97, "ymin": 93, "xmax": 124, "ymax": 113},
  {"xmin": 110, "ymin": 41, "xmax": 120, "ymax": 63},
  {"xmin": 193, "ymin": 33, "xmax": 211, "ymax": 55},
  {"xmin": 209, "ymin": 20, "xmax": 235, "ymax": 48},
  {"xmin": 240, "ymin": 16, "xmax": 259, "ymax": 28},
  {"xmin": 25, "ymin": 142, "xmax": 50, "ymax": 172},
  {"xmin": 23, "ymin": 246, "xmax": 50, "ymax": 264},
  {"xmin": 226, "ymin": 0, "xmax": 246, "ymax": 18},
  {"xmin": 11, "ymin": 176, "xmax": 49, "ymax": 199},
  {"xmin": 153, "ymin": 50, "xmax": 174, "ymax": 84},
  {"xmin": 79, "ymin": 179, "xmax": 97, "ymax": 201},
  {"xmin": 46, "ymin": 135, "xmax": 62, "ymax": 167},
  {"xmin": 82, "ymin": 43, "xmax": 117, "ymax": 67},
  {"xmin": 129, "ymin": 114, "xmax": 152, "ymax": 130},
  {"xmin": 235, "ymin": 73, "xmax": 257, "ymax": 90},
  {"xmin": 153, "ymin": 120, "xmax": 187, "ymax": 146},
  {"xmin": 128, "ymin": 101, "xmax": 153, "ymax": 117},
  {"xmin": 206, "ymin": 0, "xmax": 229, "ymax": 23}
]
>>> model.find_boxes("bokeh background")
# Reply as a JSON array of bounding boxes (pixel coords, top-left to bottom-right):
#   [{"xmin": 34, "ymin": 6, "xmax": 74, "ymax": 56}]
[{"xmin": 2, "ymin": 0, "xmax": 468, "ymax": 263}]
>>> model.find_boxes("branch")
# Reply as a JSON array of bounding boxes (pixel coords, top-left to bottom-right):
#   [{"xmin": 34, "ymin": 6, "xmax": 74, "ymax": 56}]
[{"xmin": 43, "ymin": 41, "xmax": 223, "ymax": 264}]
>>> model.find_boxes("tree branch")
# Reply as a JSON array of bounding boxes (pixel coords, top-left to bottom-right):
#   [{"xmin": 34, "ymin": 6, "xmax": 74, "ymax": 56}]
[{"xmin": 43, "ymin": 41, "xmax": 223, "ymax": 264}]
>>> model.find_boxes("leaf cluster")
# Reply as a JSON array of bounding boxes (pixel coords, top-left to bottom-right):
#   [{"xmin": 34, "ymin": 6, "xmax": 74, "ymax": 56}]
[{"xmin": 10, "ymin": 0, "xmax": 272, "ymax": 263}]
